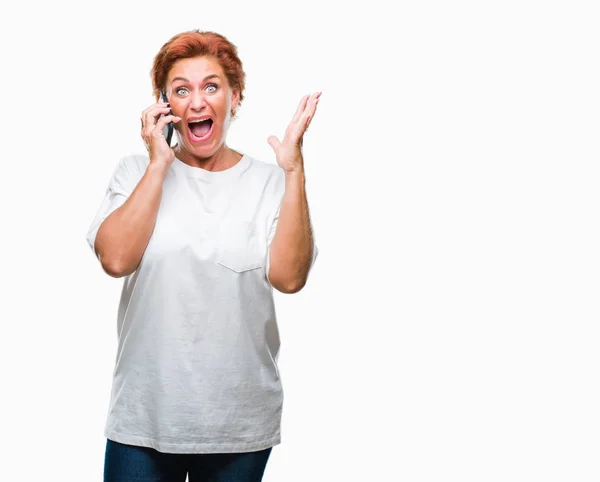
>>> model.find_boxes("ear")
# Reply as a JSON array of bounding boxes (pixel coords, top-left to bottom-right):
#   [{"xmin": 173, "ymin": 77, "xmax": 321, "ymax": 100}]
[{"xmin": 231, "ymin": 88, "xmax": 240, "ymax": 111}]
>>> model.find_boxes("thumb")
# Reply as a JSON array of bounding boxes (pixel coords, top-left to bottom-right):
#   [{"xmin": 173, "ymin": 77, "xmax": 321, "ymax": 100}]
[{"xmin": 267, "ymin": 135, "xmax": 280, "ymax": 151}]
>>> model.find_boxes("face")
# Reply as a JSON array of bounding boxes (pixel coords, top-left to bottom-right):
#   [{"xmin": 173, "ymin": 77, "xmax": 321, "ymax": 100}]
[{"xmin": 165, "ymin": 56, "xmax": 239, "ymax": 157}]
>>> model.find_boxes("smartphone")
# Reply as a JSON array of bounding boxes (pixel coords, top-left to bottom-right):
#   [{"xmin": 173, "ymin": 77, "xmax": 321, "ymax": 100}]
[{"xmin": 160, "ymin": 91, "xmax": 174, "ymax": 146}]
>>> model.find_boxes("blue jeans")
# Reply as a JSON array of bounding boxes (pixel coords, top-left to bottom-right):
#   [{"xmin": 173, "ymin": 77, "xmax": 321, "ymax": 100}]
[{"xmin": 104, "ymin": 438, "xmax": 273, "ymax": 482}]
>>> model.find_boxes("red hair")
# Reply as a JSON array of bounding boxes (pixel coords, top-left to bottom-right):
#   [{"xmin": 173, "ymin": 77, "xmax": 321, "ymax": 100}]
[{"xmin": 151, "ymin": 30, "xmax": 246, "ymax": 118}]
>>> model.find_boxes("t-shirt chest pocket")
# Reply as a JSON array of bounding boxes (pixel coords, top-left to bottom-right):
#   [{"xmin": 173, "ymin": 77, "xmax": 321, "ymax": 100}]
[{"xmin": 217, "ymin": 219, "xmax": 264, "ymax": 273}]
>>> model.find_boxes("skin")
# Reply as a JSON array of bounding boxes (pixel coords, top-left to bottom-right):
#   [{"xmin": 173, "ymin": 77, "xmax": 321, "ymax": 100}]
[
  {"xmin": 265, "ymin": 92, "xmax": 321, "ymax": 292},
  {"xmin": 163, "ymin": 55, "xmax": 322, "ymax": 292},
  {"xmin": 165, "ymin": 55, "xmax": 242, "ymax": 171}
]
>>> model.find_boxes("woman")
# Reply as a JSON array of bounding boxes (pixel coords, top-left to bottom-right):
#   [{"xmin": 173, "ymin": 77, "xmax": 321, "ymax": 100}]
[{"xmin": 85, "ymin": 30, "xmax": 320, "ymax": 482}]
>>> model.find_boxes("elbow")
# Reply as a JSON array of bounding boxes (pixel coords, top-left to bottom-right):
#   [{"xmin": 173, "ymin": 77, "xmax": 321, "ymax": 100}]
[
  {"xmin": 100, "ymin": 258, "xmax": 127, "ymax": 278},
  {"xmin": 107, "ymin": 261, "xmax": 139, "ymax": 278},
  {"xmin": 95, "ymin": 242, "xmax": 138, "ymax": 278},
  {"xmin": 270, "ymin": 274, "xmax": 307, "ymax": 294},
  {"xmin": 99, "ymin": 252, "xmax": 136, "ymax": 278},
  {"xmin": 273, "ymin": 282, "xmax": 304, "ymax": 294},
  {"xmin": 284, "ymin": 278, "xmax": 307, "ymax": 294},
  {"xmin": 96, "ymin": 248, "xmax": 123, "ymax": 278},
  {"xmin": 267, "ymin": 256, "xmax": 310, "ymax": 293}
]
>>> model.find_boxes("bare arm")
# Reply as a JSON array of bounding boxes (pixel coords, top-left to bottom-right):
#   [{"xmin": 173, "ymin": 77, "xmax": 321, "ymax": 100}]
[
  {"xmin": 93, "ymin": 97, "xmax": 181, "ymax": 277},
  {"xmin": 266, "ymin": 91, "xmax": 321, "ymax": 293},
  {"xmin": 268, "ymin": 169, "xmax": 316, "ymax": 293},
  {"xmin": 95, "ymin": 163, "xmax": 168, "ymax": 278}
]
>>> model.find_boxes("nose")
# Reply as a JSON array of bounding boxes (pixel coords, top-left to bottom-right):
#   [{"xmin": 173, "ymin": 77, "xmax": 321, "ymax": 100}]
[{"xmin": 189, "ymin": 90, "xmax": 209, "ymax": 111}]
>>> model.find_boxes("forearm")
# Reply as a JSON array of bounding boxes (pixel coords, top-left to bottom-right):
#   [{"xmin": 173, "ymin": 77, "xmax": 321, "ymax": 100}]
[
  {"xmin": 95, "ymin": 163, "xmax": 168, "ymax": 277},
  {"xmin": 268, "ymin": 169, "xmax": 316, "ymax": 292}
]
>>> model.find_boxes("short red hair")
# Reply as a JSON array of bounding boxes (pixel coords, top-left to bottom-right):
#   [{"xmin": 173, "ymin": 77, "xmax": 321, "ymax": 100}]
[{"xmin": 151, "ymin": 30, "xmax": 246, "ymax": 118}]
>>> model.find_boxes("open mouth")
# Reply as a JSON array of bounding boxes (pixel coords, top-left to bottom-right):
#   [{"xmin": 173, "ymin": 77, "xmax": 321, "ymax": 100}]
[{"xmin": 188, "ymin": 118, "xmax": 214, "ymax": 141}]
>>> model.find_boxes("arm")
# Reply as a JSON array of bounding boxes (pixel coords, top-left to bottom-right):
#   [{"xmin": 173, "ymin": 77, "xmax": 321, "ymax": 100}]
[
  {"xmin": 95, "ymin": 163, "xmax": 168, "ymax": 277},
  {"xmin": 268, "ymin": 168, "xmax": 316, "ymax": 293},
  {"xmin": 266, "ymin": 90, "xmax": 321, "ymax": 292}
]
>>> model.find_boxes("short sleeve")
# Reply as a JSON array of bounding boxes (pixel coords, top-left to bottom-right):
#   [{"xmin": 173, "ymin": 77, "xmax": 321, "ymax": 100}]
[
  {"xmin": 264, "ymin": 201, "xmax": 319, "ymax": 287},
  {"xmin": 85, "ymin": 156, "xmax": 145, "ymax": 261}
]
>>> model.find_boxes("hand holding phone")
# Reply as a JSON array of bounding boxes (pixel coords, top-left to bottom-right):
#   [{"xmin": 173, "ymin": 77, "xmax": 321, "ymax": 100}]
[
  {"xmin": 160, "ymin": 91, "xmax": 174, "ymax": 147},
  {"xmin": 140, "ymin": 92, "xmax": 181, "ymax": 169}
]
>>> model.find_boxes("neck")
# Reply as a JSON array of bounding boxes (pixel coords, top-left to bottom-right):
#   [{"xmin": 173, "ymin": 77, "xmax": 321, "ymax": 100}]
[{"xmin": 173, "ymin": 143, "xmax": 242, "ymax": 172}]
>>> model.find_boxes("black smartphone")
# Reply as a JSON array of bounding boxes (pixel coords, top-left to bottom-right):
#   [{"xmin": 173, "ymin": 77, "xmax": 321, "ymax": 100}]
[{"xmin": 160, "ymin": 91, "xmax": 174, "ymax": 146}]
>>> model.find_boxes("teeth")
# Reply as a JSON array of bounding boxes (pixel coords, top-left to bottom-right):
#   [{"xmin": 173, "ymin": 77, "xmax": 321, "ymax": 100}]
[{"xmin": 189, "ymin": 118, "xmax": 211, "ymax": 123}]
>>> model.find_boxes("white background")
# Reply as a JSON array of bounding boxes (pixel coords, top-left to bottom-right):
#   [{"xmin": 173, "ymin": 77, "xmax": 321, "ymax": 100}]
[{"xmin": 0, "ymin": 1, "xmax": 598, "ymax": 480}]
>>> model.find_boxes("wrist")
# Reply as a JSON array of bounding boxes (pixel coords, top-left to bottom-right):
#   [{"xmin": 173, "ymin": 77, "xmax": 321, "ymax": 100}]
[
  {"xmin": 146, "ymin": 162, "xmax": 170, "ymax": 180},
  {"xmin": 284, "ymin": 168, "xmax": 305, "ymax": 182}
]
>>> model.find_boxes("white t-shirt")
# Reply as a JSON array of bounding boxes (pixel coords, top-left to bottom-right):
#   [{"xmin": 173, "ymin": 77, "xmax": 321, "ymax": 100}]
[{"xmin": 85, "ymin": 153, "xmax": 318, "ymax": 454}]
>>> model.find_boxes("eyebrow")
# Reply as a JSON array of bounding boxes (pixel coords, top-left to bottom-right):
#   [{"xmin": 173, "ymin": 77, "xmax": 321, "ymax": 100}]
[{"xmin": 171, "ymin": 74, "xmax": 220, "ymax": 84}]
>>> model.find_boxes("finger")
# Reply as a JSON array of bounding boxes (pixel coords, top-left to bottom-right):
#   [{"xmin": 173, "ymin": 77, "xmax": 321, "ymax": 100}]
[
  {"xmin": 142, "ymin": 109, "xmax": 167, "ymax": 130},
  {"xmin": 154, "ymin": 114, "xmax": 181, "ymax": 132},
  {"xmin": 140, "ymin": 102, "xmax": 169, "ymax": 121},
  {"xmin": 300, "ymin": 95, "xmax": 321, "ymax": 132},
  {"xmin": 142, "ymin": 105, "xmax": 172, "ymax": 129},
  {"xmin": 291, "ymin": 94, "xmax": 310, "ymax": 124},
  {"xmin": 295, "ymin": 92, "xmax": 321, "ymax": 127}
]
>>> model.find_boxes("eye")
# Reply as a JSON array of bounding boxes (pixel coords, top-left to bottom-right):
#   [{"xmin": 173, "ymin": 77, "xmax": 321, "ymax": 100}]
[
  {"xmin": 206, "ymin": 84, "xmax": 218, "ymax": 93},
  {"xmin": 175, "ymin": 87, "xmax": 188, "ymax": 95}
]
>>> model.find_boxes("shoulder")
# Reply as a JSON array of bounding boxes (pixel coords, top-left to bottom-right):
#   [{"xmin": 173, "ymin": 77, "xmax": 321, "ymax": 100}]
[
  {"xmin": 119, "ymin": 153, "xmax": 151, "ymax": 174},
  {"xmin": 109, "ymin": 154, "xmax": 151, "ymax": 194},
  {"xmin": 247, "ymin": 155, "xmax": 285, "ymax": 193},
  {"xmin": 248, "ymin": 155, "xmax": 283, "ymax": 176}
]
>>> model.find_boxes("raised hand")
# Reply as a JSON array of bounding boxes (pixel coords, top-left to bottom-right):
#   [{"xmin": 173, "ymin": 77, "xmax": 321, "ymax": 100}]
[{"xmin": 267, "ymin": 91, "xmax": 322, "ymax": 174}]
